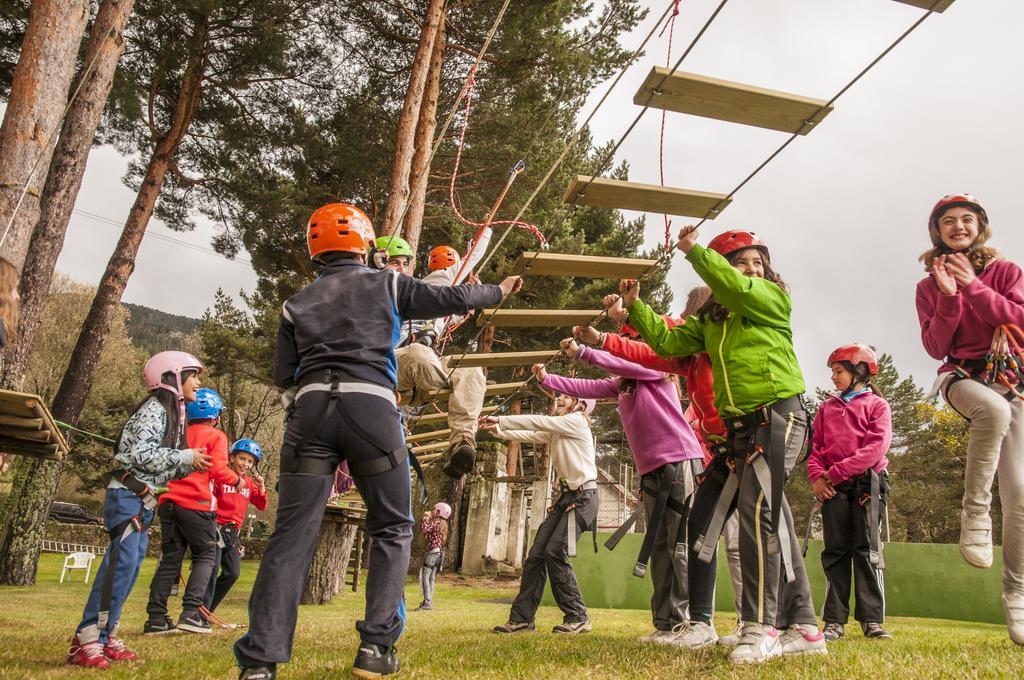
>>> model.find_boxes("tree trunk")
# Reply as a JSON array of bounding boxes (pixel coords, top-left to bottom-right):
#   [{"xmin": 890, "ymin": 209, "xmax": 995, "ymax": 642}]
[
  {"xmin": 442, "ymin": 475, "xmax": 464, "ymax": 572},
  {"xmin": 401, "ymin": 10, "xmax": 445, "ymax": 261},
  {"xmin": 1, "ymin": 0, "xmax": 137, "ymax": 391},
  {"xmin": 301, "ymin": 518, "xmax": 358, "ymax": 605},
  {"xmin": 0, "ymin": 0, "xmax": 90, "ymax": 272},
  {"xmin": 0, "ymin": 16, "xmax": 208, "ymax": 586},
  {"xmin": 378, "ymin": 0, "xmax": 445, "ymax": 237}
]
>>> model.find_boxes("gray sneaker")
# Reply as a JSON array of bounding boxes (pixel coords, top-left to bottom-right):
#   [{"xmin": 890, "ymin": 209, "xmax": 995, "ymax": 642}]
[
  {"xmin": 552, "ymin": 620, "xmax": 592, "ymax": 634},
  {"xmin": 493, "ymin": 621, "xmax": 535, "ymax": 634},
  {"xmin": 823, "ymin": 622, "xmax": 845, "ymax": 641},
  {"xmin": 666, "ymin": 621, "xmax": 718, "ymax": 648},
  {"xmin": 779, "ymin": 625, "xmax": 827, "ymax": 656},
  {"xmin": 862, "ymin": 622, "xmax": 893, "ymax": 640}
]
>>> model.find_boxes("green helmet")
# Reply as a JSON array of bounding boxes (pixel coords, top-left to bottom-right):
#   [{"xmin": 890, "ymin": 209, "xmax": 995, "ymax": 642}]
[{"xmin": 375, "ymin": 235, "xmax": 413, "ymax": 259}]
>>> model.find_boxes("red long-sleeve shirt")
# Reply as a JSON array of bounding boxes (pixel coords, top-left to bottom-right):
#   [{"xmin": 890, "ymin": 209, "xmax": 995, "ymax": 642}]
[
  {"xmin": 213, "ymin": 476, "xmax": 268, "ymax": 526},
  {"xmin": 159, "ymin": 423, "xmax": 245, "ymax": 512}
]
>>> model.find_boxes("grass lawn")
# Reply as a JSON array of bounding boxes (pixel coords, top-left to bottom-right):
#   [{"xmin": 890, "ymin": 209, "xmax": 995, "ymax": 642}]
[{"xmin": 0, "ymin": 553, "xmax": 1020, "ymax": 678}]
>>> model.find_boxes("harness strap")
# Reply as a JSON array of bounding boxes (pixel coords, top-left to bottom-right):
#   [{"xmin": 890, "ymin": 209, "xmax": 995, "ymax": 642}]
[
  {"xmin": 633, "ymin": 464, "xmax": 674, "ymax": 578},
  {"xmin": 802, "ymin": 499, "xmax": 822, "ymax": 557},
  {"xmin": 97, "ymin": 515, "xmax": 145, "ymax": 630},
  {"xmin": 694, "ymin": 470, "xmax": 738, "ymax": 565},
  {"xmin": 748, "ymin": 449, "xmax": 795, "ymax": 583},
  {"xmin": 566, "ymin": 504, "xmax": 577, "ymax": 558},
  {"xmin": 868, "ymin": 469, "xmax": 885, "ymax": 569},
  {"xmin": 604, "ymin": 503, "xmax": 643, "ymax": 551},
  {"xmin": 672, "ymin": 459, "xmax": 699, "ymax": 561}
]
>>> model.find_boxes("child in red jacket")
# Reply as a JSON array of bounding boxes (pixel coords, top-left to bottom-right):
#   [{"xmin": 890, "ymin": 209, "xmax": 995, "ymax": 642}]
[
  {"xmin": 807, "ymin": 344, "xmax": 892, "ymax": 642},
  {"xmin": 205, "ymin": 439, "xmax": 268, "ymax": 615},
  {"xmin": 145, "ymin": 388, "xmax": 248, "ymax": 635}
]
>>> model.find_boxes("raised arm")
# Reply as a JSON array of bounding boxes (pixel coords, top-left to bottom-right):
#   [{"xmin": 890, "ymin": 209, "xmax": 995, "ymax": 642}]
[
  {"xmin": 495, "ymin": 413, "xmax": 588, "ymax": 438},
  {"xmin": 600, "ymin": 332, "xmax": 686, "ymax": 374},
  {"xmin": 114, "ymin": 401, "xmax": 194, "ymax": 487},
  {"xmin": 960, "ymin": 262, "xmax": 1024, "ymax": 327},
  {"xmin": 576, "ymin": 345, "xmax": 666, "ymax": 381},
  {"xmin": 626, "ymin": 299, "xmax": 707, "ymax": 358},
  {"xmin": 540, "ymin": 372, "xmax": 620, "ymax": 400},
  {"xmin": 915, "ymin": 282, "xmax": 962, "ymax": 360}
]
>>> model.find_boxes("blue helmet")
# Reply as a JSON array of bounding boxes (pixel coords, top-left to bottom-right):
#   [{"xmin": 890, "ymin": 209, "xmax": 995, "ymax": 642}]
[
  {"xmin": 186, "ymin": 388, "xmax": 224, "ymax": 421},
  {"xmin": 230, "ymin": 438, "xmax": 262, "ymax": 463}
]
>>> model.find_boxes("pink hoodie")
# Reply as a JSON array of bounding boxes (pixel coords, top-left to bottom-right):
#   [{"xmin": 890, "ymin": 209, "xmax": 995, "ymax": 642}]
[
  {"xmin": 807, "ymin": 392, "xmax": 891, "ymax": 485},
  {"xmin": 916, "ymin": 259, "xmax": 1024, "ymax": 373}
]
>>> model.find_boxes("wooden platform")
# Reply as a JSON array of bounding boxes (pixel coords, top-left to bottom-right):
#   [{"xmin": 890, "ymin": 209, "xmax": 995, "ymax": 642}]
[
  {"xmin": 406, "ymin": 428, "xmax": 451, "ymax": 444},
  {"xmin": 562, "ymin": 176, "xmax": 730, "ymax": 219},
  {"xmin": 476, "ymin": 309, "xmax": 603, "ymax": 328},
  {"xmin": 446, "ymin": 350, "xmax": 554, "ymax": 369},
  {"xmin": 634, "ymin": 67, "xmax": 833, "ymax": 135},
  {"xmin": 429, "ymin": 381, "xmax": 527, "ymax": 401},
  {"xmin": 511, "ymin": 250, "xmax": 662, "ymax": 279},
  {"xmin": 410, "ymin": 405, "xmax": 497, "ymax": 427},
  {"xmin": 893, "ymin": 0, "xmax": 954, "ymax": 11},
  {"xmin": 0, "ymin": 389, "xmax": 69, "ymax": 460}
]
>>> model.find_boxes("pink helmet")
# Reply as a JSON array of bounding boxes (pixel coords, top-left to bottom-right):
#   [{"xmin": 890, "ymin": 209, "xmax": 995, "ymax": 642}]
[
  {"xmin": 579, "ymin": 398, "xmax": 597, "ymax": 416},
  {"xmin": 433, "ymin": 502, "xmax": 452, "ymax": 519},
  {"xmin": 144, "ymin": 351, "xmax": 204, "ymax": 397}
]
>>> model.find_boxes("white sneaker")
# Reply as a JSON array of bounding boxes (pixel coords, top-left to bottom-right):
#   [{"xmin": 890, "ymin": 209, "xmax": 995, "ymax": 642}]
[
  {"xmin": 1003, "ymin": 593, "xmax": 1024, "ymax": 645},
  {"xmin": 729, "ymin": 623, "xmax": 781, "ymax": 664},
  {"xmin": 779, "ymin": 624, "xmax": 827, "ymax": 656},
  {"xmin": 665, "ymin": 621, "xmax": 718, "ymax": 648},
  {"xmin": 717, "ymin": 620, "xmax": 743, "ymax": 647},
  {"xmin": 960, "ymin": 511, "xmax": 994, "ymax": 569},
  {"xmin": 638, "ymin": 629, "xmax": 675, "ymax": 644}
]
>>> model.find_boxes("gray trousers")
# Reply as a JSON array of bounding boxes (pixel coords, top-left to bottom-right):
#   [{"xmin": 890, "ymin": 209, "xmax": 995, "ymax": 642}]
[
  {"xmin": 733, "ymin": 408, "xmax": 816, "ymax": 628},
  {"xmin": 420, "ymin": 550, "xmax": 441, "ymax": 605},
  {"xmin": 643, "ymin": 460, "xmax": 699, "ymax": 631},
  {"xmin": 234, "ymin": 389, "xmax": 412, "ymax": 668},
  {"xmin": 510, "ymin": 488, "xmax": 597, "ymax": 625}
]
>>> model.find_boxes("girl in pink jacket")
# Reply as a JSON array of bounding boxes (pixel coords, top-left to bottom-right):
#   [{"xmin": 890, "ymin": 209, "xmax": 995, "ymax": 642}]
[{"xmin": 807, "ymin": 344, "xmax": 892, "ymax": 643}]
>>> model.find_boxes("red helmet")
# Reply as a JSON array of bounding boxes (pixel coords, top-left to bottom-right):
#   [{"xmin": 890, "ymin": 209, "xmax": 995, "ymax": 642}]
[
  {"xmin": 827, "ymin": 343, "xmax": 878, "ymax": 375},
  {"xmin": 428, "ymin": 245, "xmax": 459, "ymax": 271},
  {"xmin": 619, "ymin": 315, "xmax": 682, "ymax": 338},
  {"xmin": 707, "ymin": 230, "xmax": 768, "ymax": 259},
  {"xmin": 307, "ymin": 203, "xmax": 375, "ymax": 261},
  {"xmin": 929, "ymin": 193, "xmax": 987, "ymax": 229}
]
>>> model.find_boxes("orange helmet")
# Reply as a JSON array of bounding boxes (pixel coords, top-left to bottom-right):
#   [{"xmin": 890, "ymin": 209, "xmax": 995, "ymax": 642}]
[
  {"xmin": 307, "ymin": 203, "xmax": 375, "ymax": 261},
  {"xmin": 428, "ymin": 245, "xmax": 459, "ymax": 271}
]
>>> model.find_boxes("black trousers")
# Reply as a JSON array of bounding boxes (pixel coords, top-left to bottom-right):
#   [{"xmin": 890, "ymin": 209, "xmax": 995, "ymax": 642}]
[
  {"xmin": 821, "ymin": 487, "xmax": 886, "ymax": 624},
  {"xmin": 146, "ymin": 501, "xmax": 218, "ymax": 619},
  {"xmin": 509, "ymin": 488, "xmax": 597, "ymax": 625},
  {"xmin": 234, "ymin": 388, "xmax": 412, "ymax": 668},
  {"xmin": 205, "ymin": 524, "xmax": 242, "ymax": 613}
]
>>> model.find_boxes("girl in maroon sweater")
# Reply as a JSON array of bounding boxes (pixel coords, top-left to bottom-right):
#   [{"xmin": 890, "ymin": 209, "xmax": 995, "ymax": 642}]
[
  {"xmin": 807, "ymin": 344, "xmax": 892, "ymax": 642},
  {"xmin": 915, "ymin": 193, "xmax": 1024, "ymax": 645}
]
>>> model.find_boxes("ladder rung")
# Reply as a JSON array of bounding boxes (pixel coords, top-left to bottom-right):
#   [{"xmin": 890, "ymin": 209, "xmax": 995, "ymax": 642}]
[
  {"xmin": 429, "ymin": 381, "xmax": 527, "ymax": 400},
  {"xmin": 562, "ymin": 176, "xmax": 730, "ymax": 219},
  {"xmin": 410, "ymin": 405, "xmax": 497, "ymax": 427},
  {"xmin": 893, "ymin": 0, "xmax": 954, "ymax": 11},
  {"xmin": 512, "ymin": 250, "xmax": 662, "ymax": 279},
  {"xmin": 476, "ymin": 309, "xmax": 604, "ymax": 328},
  {"xmin": 406, "ymin": 428, "xmax": 451, "ymax": 444},
  {"xmin": 635, "ymin": 67, "xmax": 833, "ymax": 135},
  {"xmin": 446, "ymin": 350, "xmax": 554, "ymax": 369},
  {"xmin": 411, "ymin": 441, "xmax": 450, "ymax": 455}
]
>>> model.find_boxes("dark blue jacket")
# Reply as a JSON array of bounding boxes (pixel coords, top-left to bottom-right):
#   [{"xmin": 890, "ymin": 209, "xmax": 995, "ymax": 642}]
[{"xmin": 274, "ymin": 258, "xmax": 502, "ymax": 390}]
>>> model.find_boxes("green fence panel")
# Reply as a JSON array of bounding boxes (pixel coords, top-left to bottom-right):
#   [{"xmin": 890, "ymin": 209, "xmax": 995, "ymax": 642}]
[{"xmin": 539, "ymin": 533, "xmax": 1005, "ymax": 624}]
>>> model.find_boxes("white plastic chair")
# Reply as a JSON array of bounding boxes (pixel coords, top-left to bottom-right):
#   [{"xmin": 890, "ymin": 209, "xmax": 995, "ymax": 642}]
[{"xmin": 60, "ymin": 552, "xmax": 96, "ymax": 584}]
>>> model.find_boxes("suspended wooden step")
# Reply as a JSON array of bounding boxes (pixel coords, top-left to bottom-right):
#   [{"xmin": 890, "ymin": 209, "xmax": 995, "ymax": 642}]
[
  {"xmin": 893, "ymin": 0, "xmax": 954, "ymax": 11},
  {"xmin": 410, "ymin": 405, "xmax": 498, "ymax": 427},
  {"xmin": 406, "ymin": 428, "xmax": 451, "ymax": 444},
  {"xmin": 511, "ymin": 250, "xmax": 662, "ymax": 280},
  {"xmin": 562, "ymin": 176, "xmax": 730, "ymax": 219},
  {"xmin": 447, "ymin": 350, "xmax": 554, "ymax": 369},
  {"xmin": 430, "ymin": 381, "xmax": 527, "ymax": 401},
  {"xmin": 635, "ymin": 67, "xmax": 833, "ymax": 135},
  {"xmin": 0, "ymin": 389, "xmax": 69, "ymax": 461},
  {"xmin": 411, "ymin": 440, "xmax": 450, "ymax": 455},
  {"xmin": 476, "ymin": 309, "xmax": 603, "ymax": 328}
]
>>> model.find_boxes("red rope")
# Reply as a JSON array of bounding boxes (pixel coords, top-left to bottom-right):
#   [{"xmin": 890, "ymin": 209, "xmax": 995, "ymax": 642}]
[
  {"xmin": 448, "ymin": 66, "xmax": 546, "ymax": 246},
  {"xmin": 659, "ymin": 1, "xmax": 681, "ymax": 252}
]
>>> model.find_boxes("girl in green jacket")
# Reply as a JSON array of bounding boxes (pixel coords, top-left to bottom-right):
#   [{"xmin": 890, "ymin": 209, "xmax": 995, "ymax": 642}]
[{"xmin": 621, "ymin": 225, "xmax": 822, "ymax": 665}]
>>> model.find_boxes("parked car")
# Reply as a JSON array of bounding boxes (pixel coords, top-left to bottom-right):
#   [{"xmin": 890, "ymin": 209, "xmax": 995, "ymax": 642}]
[{"xmin": 48, "ymin": 502, "xmax": 103, "ymax": 526}]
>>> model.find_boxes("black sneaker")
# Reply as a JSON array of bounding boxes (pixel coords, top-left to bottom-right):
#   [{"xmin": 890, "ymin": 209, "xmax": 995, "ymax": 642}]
[
  {"xmin": 351, "ymin": 642, "xmax": 399, "ymax": 678},
  {"xmin": 143, "ymin": 615, "xmax": 179, "ymax": 635},
  {"xmin": 442, "ymin": 442, "xmax": 476, "ymax": 478},
  {"xmin": 415, "ymin": 602, "xmax": 432, "ymax": 611},
  {"xmin": 239, "ymin": 666, "xmax": 276, "ymax": 680},
  {"xmin": 177, "ymin": 610, "xmax": 212, "ymax": 634},
  {"xmin": 493, "ymin": 621, "xmax": 535, "ymax": 634},
  {"xmin": 552, "ymin": 620, "xmax": 592, "ymax": 634},
  {"xmin": 823, "ymin": 622, "xmax": 844, "ymax": 641},
  {"xmin": 863, "ymin": 622, "xmax": 893, "ymax": 640}
]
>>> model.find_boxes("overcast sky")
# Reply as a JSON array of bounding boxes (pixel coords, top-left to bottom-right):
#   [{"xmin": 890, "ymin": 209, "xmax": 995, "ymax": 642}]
[{"xmin": 55, "ymin": 0, "xmax": 1023, "ymax": 392}]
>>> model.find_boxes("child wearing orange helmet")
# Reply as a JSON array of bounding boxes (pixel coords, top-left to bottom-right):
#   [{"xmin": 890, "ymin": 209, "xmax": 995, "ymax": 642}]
[{"xmin": 808, "ymin": 344, "xmax": 892, "ymax": 642}]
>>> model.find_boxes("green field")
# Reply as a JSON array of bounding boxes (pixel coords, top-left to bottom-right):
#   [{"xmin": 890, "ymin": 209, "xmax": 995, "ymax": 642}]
[{"xmin": 0, "ymin": 554, "xmax": 1020, "ymax": 678}]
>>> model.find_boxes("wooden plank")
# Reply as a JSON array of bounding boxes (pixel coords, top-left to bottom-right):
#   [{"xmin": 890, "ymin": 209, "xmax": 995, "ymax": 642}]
[
  {"xmin": 634, "ymin": 67, "xmax": 833, "ymax": 135},
  {"xmin": 429, "ymin": 381, "xmax": 526, "ymax": 401},
  {"xmin": 892, "ymin": 0, "xmax": 954, "ymax": 12},
  {"xmin": 562, "ymin": 176, "xmax": 730, "ymax": 219},
  {"xmin": 511, "ymin": 250, "xmax": 662, "ymax": 279},
  {"xmin": 446, "ymin": 350, "xmax": 554, "ymax": 369},
  {"xmin": 0, "ymin": 435, "xmax": 60, "ymax": 459},
  {"xmin": 406, "ymin": 428, "xmax": 451, "ymax": 444},
  {"xmin": 0, "ymin": 415, "xmax": 43, "ymax": 429},
  {"xmin": 476, "ymin": 309, "xmax": 603, "ymax": 328},
  {"xmin": 0, "ymin": 426, "xmax": 51, "ymax": 443},
  {"xmin": 410, "ymin": 405, "xmax": 497, "ymax": 427},
  {"xmin": 411, "ymin": 441, "xmax": 450, "ymax": 455}
]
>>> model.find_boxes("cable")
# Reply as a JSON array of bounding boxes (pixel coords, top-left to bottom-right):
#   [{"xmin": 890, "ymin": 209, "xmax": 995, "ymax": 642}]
[{"xmin": 55, "ymin": 419, "xmax": 116, "ymax": 445}]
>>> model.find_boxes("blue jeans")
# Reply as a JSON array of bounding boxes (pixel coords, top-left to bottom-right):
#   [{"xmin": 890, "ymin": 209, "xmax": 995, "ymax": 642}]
[{"xmin": 75, "ymin": 487, "xmax": 153, "ymax": 643}]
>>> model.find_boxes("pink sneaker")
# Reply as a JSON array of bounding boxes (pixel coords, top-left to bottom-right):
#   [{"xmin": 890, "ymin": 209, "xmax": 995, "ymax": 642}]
[
  {"xmin": 67, "ymin": 635, "xmax": 111, "ymax": 669},
  {"xmin": 103, "ymin": 637, "xmax": 139, "ymax": 662}
]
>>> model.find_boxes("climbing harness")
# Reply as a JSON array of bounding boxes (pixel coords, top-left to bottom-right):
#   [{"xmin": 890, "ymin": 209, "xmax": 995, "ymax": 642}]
[
  {"xmin": 943, "ymin": 324, "xmax": 1024, "ymax": 415},
  {"xmin": 564, "ymin": 480, "xmax": 599, "ymax": 558},
  {"xmin": 801, "ymin": 470, "xmax": 889, "ymax": 570},
  {"xmin": 97, "ymin": 469, "xmax": 156, "ymax": 630}
]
